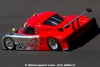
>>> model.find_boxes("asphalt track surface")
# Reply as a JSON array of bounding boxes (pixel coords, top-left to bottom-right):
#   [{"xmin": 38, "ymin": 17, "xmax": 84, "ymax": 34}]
[{"xmin": 0, "ymin": 0, "xmax": 100, "ymax": 67}]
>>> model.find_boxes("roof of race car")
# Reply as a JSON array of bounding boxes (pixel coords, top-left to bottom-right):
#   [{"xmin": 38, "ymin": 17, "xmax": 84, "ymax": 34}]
[{"xmin": 25, "ymin": 11, "xmax": 57, "ymax": 27}]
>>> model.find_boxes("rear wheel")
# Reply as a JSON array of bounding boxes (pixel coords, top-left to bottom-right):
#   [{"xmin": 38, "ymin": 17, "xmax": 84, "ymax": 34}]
[
  {"xmin": 3, "ymin": 37, "xmax": 16, "ymax": 50},
  {"xmin": 47, "ymin": 38, "xmax": 61, "ymax": 51}
]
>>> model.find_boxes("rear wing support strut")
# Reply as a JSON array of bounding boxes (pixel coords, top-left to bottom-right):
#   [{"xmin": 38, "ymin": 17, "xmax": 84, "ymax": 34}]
[{"xmin": 63, "ymin": 8, "xmax": 92, "ymax": 28}]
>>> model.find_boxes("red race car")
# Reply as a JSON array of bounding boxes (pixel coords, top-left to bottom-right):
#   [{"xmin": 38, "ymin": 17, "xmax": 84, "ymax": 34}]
[{"xmin": 2, "ymin": 8, "xmax": 98, "ymax": 51}]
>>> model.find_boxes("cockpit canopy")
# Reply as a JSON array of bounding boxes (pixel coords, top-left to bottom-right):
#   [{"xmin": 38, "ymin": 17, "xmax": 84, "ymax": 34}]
[{"xmin": 22, "ymin": 12, "xmax": 64, "ymax": 34}]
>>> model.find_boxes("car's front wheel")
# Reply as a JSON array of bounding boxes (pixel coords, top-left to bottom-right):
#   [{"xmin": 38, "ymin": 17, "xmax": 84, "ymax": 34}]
[
  {"xmin": 47, "ymin": 38, "xmax": 61, "ymax": 51},
  {"xmin": 3, "ymin": 37, "xmax": 16, "ymax": 50}
]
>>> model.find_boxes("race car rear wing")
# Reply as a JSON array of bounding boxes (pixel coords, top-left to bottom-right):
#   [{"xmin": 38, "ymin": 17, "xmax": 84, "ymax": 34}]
[{"xmin": 63, "ymin": 8, "xmax": 92, "ymax": 28}]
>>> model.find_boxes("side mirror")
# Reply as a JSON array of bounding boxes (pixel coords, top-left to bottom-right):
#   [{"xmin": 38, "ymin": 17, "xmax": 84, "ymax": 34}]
[{"xmin": 58, "ymin": 28, "xmax": 64, "ymax": 32}]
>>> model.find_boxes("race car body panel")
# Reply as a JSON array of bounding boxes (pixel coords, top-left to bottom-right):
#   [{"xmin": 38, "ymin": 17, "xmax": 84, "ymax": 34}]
[
  {"xmin": 2, "ymin": 8, "xmax": 98, "ymax": 51},
  {"xmin": 2, "ymin": 33, "xmax": 40, "ymax": 50}
]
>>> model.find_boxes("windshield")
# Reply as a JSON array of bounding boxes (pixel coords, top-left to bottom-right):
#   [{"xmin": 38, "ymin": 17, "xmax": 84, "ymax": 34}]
[
  {"xmin": 43, "ymin": 14, "xmax": 64, "ymax": 26},
  {"xmin": 23, "ymin": 26, "xmax": 35, "ymax": 34}
]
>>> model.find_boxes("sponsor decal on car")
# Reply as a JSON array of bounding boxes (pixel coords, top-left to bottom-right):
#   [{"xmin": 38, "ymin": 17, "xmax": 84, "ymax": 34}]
[{"xmin": 27, "ymin": 38, "xmax": 40, "ymax": 50}]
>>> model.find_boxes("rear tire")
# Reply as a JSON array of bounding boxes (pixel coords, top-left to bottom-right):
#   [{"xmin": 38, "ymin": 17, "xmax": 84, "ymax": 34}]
[
  {"xmin": 3, "ymin": 37, "xmax": 16, "ymax": 50},
  {"xmin": 47, "ymin": 38, "xmax": 61, "ymax": 51}
]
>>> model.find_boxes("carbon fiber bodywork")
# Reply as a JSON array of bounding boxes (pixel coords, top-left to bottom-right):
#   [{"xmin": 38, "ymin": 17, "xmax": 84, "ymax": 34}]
[{"xmin": 2, "ymin": 33, "xmax": 40, "ymax": 50}]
